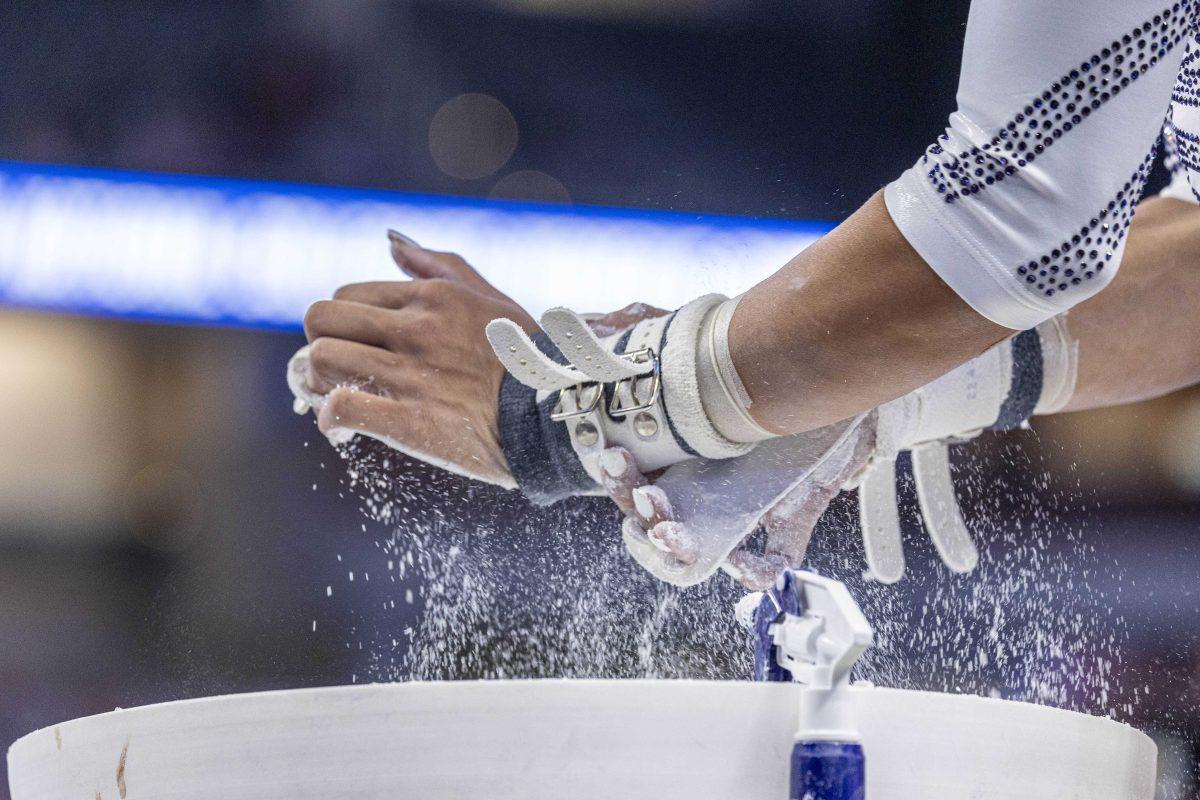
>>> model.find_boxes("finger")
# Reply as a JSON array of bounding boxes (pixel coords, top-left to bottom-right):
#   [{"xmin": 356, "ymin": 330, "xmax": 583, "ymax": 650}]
[
  {"xmin": 316, "ymin": 386, "xmax": 409, "ymax": 443},
  {"xmin": 303, "ymin": 299, "xmax": 399, "ymax": 347},
  {"xmin": 385, "ymin": 229, "xmax": 419, "ymax": 248},
  {"xmin": 623, "ymin": 517, "xmax": 695, "ymax": 576},
  {"xmin": 389, "ymin": 236, "xmax": 490, "ymax": 291},
  {"xmin": 630, "ymin": 484, "xmax": 675, "ymax": 528},
  {"xmin": 724, "ymin": 550, "xmax": 790, "ymax": 591},
  {"xmin": 598, "ymin": 447, "xmax": 646, "ymax": 517},
  {"xmin": 647, "ymin": 520, "xmax": 699, "ymax": 565},
  {"xmin": 305, "ymin": 337, "xmax": 407, "ymax": 396},
  {"xmin": 761, "ymin": 420, "xmax": 877, "ymax": 565},
  {"xmin": 585, "ymin": 302, "xmax": 670, "ymax": 337},
  {"xmin": 622, "ymin": 516, "xmax": 652, "ymax": 548},
  {"xmin": 331, "ymin": 281, "xmax": 421, "ymax": 309},
  {"xmin": 287, "ymin": 345, "xmax": 322, "ymax": 414},
  {"xmin": 762, "ymin": 483, "xmax": 836, "ymax": 566}
]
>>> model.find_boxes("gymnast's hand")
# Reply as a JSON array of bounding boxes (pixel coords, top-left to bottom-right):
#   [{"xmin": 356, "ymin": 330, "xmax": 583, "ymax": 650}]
[
  {"xmin": 598, "ymin": 422, "xmax": 875, "ymax": 590},
  {"xmin": 291, "ymin": 232, "xmax": 537, "ymax": 487}
]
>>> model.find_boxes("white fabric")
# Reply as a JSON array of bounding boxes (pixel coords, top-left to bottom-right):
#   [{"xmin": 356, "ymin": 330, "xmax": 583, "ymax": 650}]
[
  {"xmin": 886, "ymin": 0, "xmax": 1193, "ymax": 329},
  {"xmin": 631, "ymin": 316, "xmax": 1079, "ymax": 587},
  {"xmin": 695, "ymin": 296, "xmax": 776, "ymax": 444},
  {"xmin": 487, "ymin": 296, "xmax": 755, "ymax": 483},
  {"xmin": 1160, "ymin": 153, "xmax": 1200, "ymax": 204},
  {"xmin": 623, "ymin": 416, "xmax": 866, "ymax": 586},
  {"xmin": 1034, "ymin": 314, "xmax": 1080, "ymax": 415},
  {"xmin": 1164, "ymin": 35, "xmax": 1200, "ymax": 205}
]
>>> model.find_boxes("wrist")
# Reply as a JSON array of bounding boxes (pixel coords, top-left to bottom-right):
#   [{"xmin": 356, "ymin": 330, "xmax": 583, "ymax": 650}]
[
  {"xmin": 487, "ymin": 296, "xmax": 759, "ymax": 502},
  {"xmin": 496, "ymin": 332, "xmax": 600, "ymax": 505}
]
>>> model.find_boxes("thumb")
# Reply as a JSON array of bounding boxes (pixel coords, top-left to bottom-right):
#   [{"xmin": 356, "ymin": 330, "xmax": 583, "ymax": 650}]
[
  {"xmin": 387, "ymin": 230, "xmax": 490, "ymax": 290},
  {"xmin": 761, "ymin": 483, "xmax": 831, "ymax": 565}
]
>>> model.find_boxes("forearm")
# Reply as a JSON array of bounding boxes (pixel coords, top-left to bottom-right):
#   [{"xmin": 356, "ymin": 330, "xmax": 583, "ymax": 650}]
[
  {"xmin": 730, "ymin": 193, "xmax": 1009, "ymax": 433},
  {"xmin": 733, "ymin": 192, "xmax": 1200, "ymax": 433},
  {"xmin": 1060, "ymin": 196, "xmax": 1200, "ymax": 411},
  {"xmin": 727, "ymin": 0, "xmax": 1193, "ymax": 435}
]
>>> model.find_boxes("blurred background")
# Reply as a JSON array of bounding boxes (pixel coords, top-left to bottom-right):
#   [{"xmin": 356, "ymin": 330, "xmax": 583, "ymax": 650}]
[{"xmin": 1, "ymin": 1, "xmax": 1198, "ymax": 798}]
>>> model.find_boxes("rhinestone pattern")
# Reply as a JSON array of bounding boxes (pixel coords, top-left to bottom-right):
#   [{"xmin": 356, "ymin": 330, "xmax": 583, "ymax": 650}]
[
  {"xmin": 1166, "ymin": 33, "xmax": 1200, "ymax": 202},
  {"xmin": 1170, "ymin": 36, "xmax": 1200, "ymax": 107},
  {"xmin": 1164, "ymin": 116, "xmax": 1200, "ymax": 178},
  {"xmin": 923, "ymin": 4, "xmax": 1193, "ymax": 205},
  {"xmin": 1016, "ymin": 150, "xmax": 1156, "ymax": 299}
]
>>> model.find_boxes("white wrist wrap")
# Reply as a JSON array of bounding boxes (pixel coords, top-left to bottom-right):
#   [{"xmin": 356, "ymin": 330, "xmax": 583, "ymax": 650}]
[
  {"xmin": 487, "ymin": 295, "xmax": 756, "ymax": 484},
  {"xmin": 857, "ymin": 344, "xmax": 1014, "ymax": 583},
  {"xmin": 856, "ymin": 317, "xmax": 1076, "ymax": 583},
  {"xmin": 875, "ymin": 341, "xmax": 1015, "ymax": 455},
  {"xmin": 695, "ymin": 296, "xmax": 776, "ymax": 444},
  {"xmin": 1034, "ymin": 314, "xmax": 1080, "ymax": 415}
]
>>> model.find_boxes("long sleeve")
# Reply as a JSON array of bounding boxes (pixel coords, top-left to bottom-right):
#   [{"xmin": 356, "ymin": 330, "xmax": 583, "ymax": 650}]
[
  {"xmin": 1164, "ymin": 38, "xmax": 1200, "ymax": 203},
  {"xmin": 885, "ymin": 1, "xmax": 1195, "ymax": 329}
]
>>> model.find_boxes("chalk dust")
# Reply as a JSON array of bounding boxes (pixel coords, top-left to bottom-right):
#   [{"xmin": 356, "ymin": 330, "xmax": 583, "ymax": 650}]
[{"xmin": 322, "ymin": 430, "xmax": 1138, "ymax": 724}]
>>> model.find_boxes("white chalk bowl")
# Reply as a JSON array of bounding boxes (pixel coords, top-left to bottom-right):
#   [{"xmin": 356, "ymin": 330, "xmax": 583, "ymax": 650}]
[{"xmin": 7, "ymin": 680, "xmax": 1156, "ymax": 799}]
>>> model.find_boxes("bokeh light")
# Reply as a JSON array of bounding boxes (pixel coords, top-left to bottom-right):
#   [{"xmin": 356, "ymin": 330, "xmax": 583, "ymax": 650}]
[
  {"xmin": 428, "ymin": 93, "xmax": 519, "ymax": 180},
  {"xmin": 489, "ymin": 169, "xmax": 572, "ymax": 204}
]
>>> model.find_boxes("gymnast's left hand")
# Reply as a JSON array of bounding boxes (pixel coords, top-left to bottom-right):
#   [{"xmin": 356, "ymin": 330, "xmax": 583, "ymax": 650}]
[
  {"xmin": 292, "ymin": 234, "xmax": 538, "ymax": 488},
  {"xmin": 599, "ymin": 421, "xmax": 875, "ymax": 590}
]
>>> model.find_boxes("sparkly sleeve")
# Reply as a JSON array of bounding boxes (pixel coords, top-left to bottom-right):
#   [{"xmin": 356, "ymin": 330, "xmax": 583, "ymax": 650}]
[
  {"xmin": 885, "ymin": 1, "xmax": 1196, "ymax": 329},
  {"xmin": 1163, "ymin": 39, "xmax": 1200, "ymax": 203}
]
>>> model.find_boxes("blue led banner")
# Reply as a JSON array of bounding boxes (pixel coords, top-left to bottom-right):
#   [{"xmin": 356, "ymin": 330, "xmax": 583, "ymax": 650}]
[{"xmin": 0, "ymin": 162, "xmax": 831, "ymax": 329}]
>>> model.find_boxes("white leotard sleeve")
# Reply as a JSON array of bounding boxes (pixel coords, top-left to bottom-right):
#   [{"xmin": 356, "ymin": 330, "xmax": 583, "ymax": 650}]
[
  {"xmin": 1164, "ymin": 38, "xmax": 1200, "ymax": 203},
  {"xmin": 886, "ymin": 1, "xmax": 1196, "ymax": 329}
]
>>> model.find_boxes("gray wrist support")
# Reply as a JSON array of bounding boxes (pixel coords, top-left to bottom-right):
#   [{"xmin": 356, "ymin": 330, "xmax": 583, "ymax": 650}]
[{"xmin": 498, "ymin": 332, "xmax": 600, "ymax": 505}]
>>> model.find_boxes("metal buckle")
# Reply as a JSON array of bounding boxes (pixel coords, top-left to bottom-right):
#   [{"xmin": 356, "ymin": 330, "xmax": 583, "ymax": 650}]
[
  {"xmin": 548, "ymin": 347, "xmax": 660, "ymax": 423},
  {"xmin": 608, "ymin": 347, "xmax": 660, "ymax": 418},
  {"xmin": 550, "ymin": 381, "xmax": 602, "ymax": 421}
]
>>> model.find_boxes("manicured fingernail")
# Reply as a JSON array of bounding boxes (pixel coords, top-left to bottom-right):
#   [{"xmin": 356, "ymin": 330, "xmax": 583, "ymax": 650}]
[
  {"xmin": 601, "ymin": 449, "xmax": 627, "ymax": 478},
  {"xmin": 631, "ymin": 486, "xmax": 655, "ymax": 520},
  {"xmin": 652, "ymin": 521, "xmax": 698, "ymax": 563},
  {"xmin": 647, "ymin": 528, "xmax": 673, "ymax": 553},
  {"xmin": 387, "ymin": 229, "xmax": 417, "ymax": 246}
]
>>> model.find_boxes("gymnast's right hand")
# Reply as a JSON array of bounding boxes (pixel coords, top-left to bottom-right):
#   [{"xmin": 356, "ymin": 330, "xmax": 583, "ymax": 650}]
[{"xmin": 287, "ymin": 231, "xmax": 537, "ymax": 489}]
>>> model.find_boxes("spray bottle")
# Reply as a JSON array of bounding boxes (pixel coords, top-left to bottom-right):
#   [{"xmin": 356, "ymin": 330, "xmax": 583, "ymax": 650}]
[{"xmin": 736, "ymin": 570, "xmax": 874, "ymax": 800}]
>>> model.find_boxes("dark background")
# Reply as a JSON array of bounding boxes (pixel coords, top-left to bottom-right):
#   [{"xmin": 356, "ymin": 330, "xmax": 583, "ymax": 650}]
[{"xmin": 1, "ymin": 1, "xmax": 1198, "ymax": 797}]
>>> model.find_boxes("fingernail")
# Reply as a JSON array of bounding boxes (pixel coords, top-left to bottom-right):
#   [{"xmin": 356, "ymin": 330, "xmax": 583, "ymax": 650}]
[
  {"xmin": 652, "ymin": 520, "xmax": 698, "ymax": 563},
  {"xmin": 631, "ymin": 486, "xmax": 655, "ymax": 520},
  {"xmin": 387, "ymin": 229, "xmax": 417, "ymax": 247},
  {"xmin": 601, "ymin": 449, "xmax": 627, "ymax": 478},
  {"xmin": 647, "ymin": 528, "xmax": 673, "ymax": 553}
]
